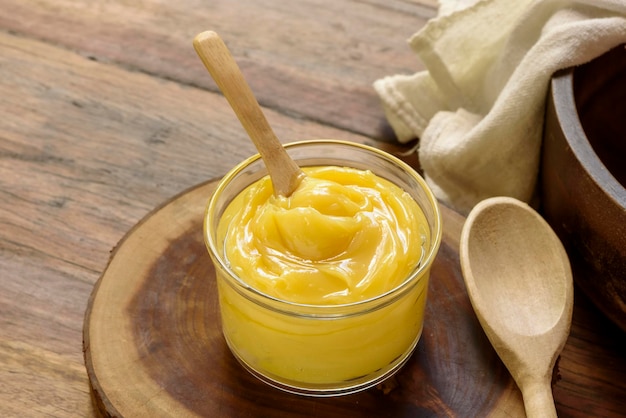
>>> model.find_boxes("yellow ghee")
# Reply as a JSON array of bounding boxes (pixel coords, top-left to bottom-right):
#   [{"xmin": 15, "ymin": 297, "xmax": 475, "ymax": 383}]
[{"xmin": 214, "ymin": 165, "xmax": 432, "ymax": 388}]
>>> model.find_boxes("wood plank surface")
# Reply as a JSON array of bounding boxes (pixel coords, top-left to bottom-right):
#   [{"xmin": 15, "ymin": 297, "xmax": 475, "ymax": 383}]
[
  {"xmin": 1, "ymin": 0, "xmax": 626, "ymax": 416},
  {"xmin": 1, "ymin": 0, "xmax": 437, "ymax": 140}
]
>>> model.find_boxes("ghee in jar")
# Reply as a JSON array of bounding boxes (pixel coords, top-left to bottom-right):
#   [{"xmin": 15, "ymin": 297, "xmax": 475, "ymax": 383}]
[
  {"xmin": 218, "ymin": 166, "xmax": 428, "ymax": 305},
  {"xmin": 212, "ymin": 164, "xmax": 433, "ymax": 391}
]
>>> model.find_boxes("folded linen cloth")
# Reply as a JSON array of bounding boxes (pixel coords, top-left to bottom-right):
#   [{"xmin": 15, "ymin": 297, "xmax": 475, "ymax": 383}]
[{"xmin": 374, "ymin": 0, "xmax": 626, "ymax": 214}]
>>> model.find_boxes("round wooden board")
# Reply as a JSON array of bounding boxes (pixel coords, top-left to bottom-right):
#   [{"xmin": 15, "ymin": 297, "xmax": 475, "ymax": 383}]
[{"xmin": 83, "ymin": 179, "xmax": 525, "ymax": 417}]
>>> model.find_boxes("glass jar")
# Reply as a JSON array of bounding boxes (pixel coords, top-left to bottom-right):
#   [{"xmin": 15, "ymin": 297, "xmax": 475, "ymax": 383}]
[{"xmin": 204, "ymin": 140, "xmax": 442, "ymax": 396}]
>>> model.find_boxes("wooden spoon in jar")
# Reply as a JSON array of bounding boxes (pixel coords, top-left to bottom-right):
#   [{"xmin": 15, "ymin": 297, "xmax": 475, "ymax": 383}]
[
  {"xmin": 193, "ymin": 31, "xmax": 304, "ymax": 197},
  {"xmin": 460, "ymin": 196, "xmax": 573, "ymax": 418}
]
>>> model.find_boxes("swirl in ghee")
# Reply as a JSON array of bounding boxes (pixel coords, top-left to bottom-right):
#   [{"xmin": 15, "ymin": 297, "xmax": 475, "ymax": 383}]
[{"xmin": 217, "ymin": 166, "xmax": 428, "ymax": 305}]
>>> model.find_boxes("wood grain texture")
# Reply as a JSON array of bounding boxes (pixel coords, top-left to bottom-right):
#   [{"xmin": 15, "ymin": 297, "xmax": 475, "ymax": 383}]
[
  {"xmin": 84, "ymin": 179, "xmax": 526, "ymax": 418},
  {"xmin": 1, "ymin": 0, "xmax": 626, "ymax": 416},
  {"xmin": 0, "ymin": 0, "xmax": 437, "ymax": 140}
]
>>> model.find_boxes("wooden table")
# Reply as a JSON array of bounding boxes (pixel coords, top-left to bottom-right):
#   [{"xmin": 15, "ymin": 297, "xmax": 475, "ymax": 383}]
[{"xmin": 1, "ymin": 1, "xmax": 625, "ymax": 416}]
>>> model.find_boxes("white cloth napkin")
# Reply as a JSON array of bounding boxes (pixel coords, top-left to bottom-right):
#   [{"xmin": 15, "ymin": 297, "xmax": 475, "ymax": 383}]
[{"xmin": 374, "ymin": 0, "xmax": 626, "ymax": 214}]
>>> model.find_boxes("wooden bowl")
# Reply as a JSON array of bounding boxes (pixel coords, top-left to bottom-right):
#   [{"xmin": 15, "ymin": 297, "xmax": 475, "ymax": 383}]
[{"xmin": 541, "ymin": 44, "xmax": 626, "ymax": 332}]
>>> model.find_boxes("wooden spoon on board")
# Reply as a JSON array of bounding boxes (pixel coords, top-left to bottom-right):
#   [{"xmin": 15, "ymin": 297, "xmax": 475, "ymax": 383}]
[
  {"xmin": 460, "ymin": 196, "xmax": 573, "ymax": 418},
  {"xmin": 193, "ymin": 31, "xmax": 304, "ymax": 197}
]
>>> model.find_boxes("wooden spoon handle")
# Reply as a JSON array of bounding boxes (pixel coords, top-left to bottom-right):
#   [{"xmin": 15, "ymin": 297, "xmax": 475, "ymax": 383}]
[
  {"xmin": 520, "ymin": 377, "xmax": 557, "ymax": 418},
  {"xmin": 193, "ymin": 31, "xmax": 304, "ymax": 197}
]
